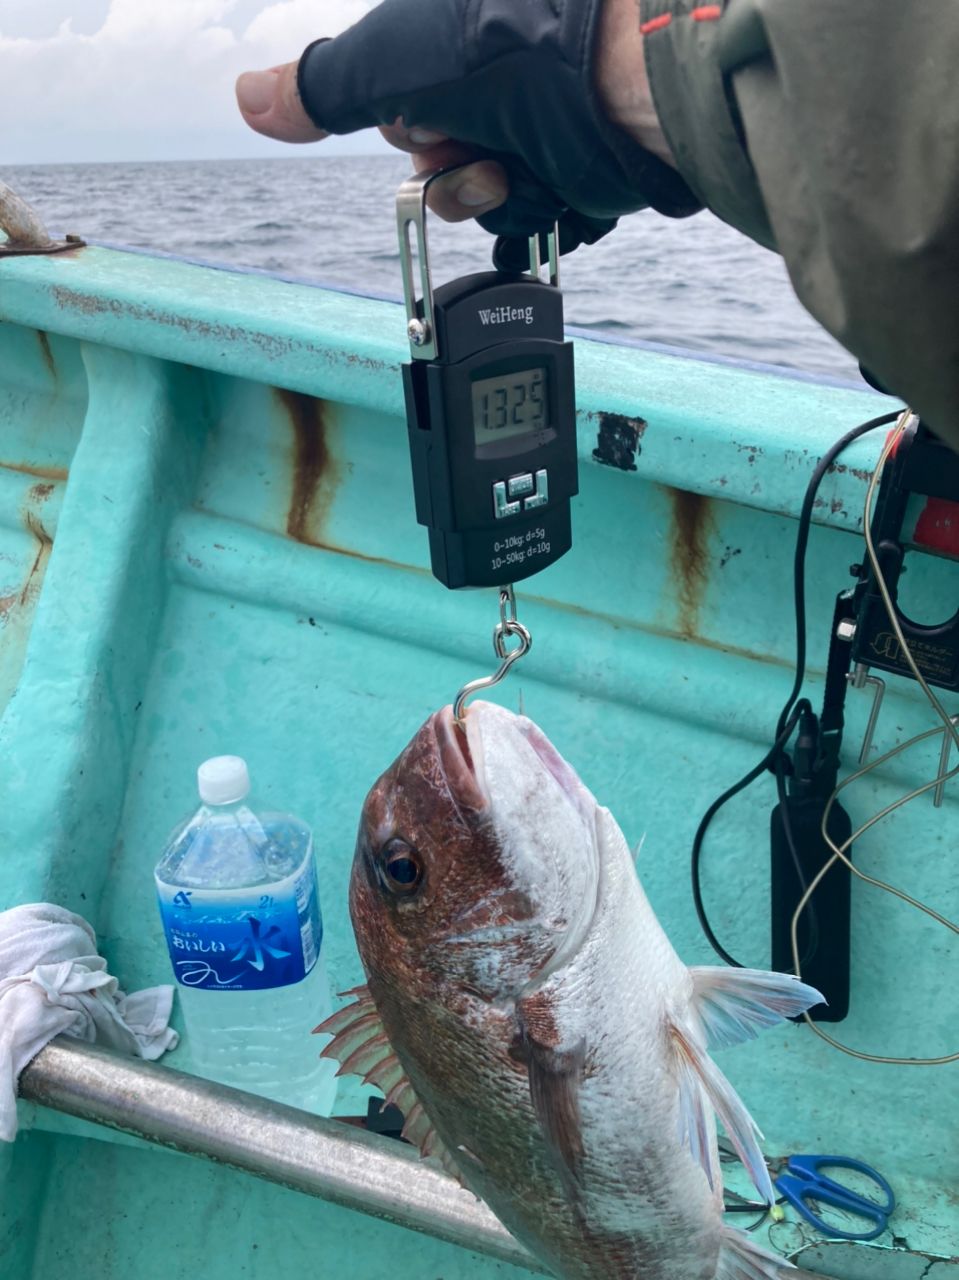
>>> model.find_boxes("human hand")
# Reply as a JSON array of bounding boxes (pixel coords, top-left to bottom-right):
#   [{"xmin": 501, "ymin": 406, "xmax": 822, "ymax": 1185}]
[
  {"xmin": 235, "ymin": 55, "xmax": 511, "ymax": 226},
  {"xmin": 236, "ymin": 0, "xmax": 698, "ymax": 268}
]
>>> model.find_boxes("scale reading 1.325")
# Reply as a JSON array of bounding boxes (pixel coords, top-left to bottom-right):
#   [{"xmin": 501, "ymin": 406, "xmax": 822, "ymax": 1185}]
[{"xmin": 397, "ymin": 169, "xmax": 579, "ymax": 590}]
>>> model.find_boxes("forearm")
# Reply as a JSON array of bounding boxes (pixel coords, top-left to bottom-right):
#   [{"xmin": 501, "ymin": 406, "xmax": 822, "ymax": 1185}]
[
  {"xmin": 595, "ymin": 0, "xmax": 675, "ymax": 167},
  {"xmin": 631, "ymin": 0, "xmax": 959, "ymax": 447}
]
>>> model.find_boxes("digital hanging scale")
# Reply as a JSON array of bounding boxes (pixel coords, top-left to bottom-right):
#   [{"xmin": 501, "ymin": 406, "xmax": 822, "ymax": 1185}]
[{"xmin": 397, "ymin": 168, "xmax": 579, "ymax": 590}]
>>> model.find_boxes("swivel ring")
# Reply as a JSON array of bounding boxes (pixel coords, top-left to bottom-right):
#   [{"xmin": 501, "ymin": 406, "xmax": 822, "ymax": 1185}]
[
  {"xmin": 453, "ymin": 586, "xmax": 532, "ymax": 723},
  {"xmin": 494, "ymin": 618, "xmax": 529, "ymax": 661}
]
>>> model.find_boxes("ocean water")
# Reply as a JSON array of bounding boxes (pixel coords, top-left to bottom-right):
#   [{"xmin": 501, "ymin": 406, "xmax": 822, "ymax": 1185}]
[{"xmin": 1, "ymin": 154, "xmax": 860, "ymax": 381}]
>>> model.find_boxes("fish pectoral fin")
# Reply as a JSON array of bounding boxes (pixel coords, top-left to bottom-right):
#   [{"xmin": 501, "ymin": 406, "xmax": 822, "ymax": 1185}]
[
  {"xmin": 716, "ymin": 1224, "xmax": 793, "ymax": 1279},
  {"xmin": 515, "ymin": 997, "xmax": 586, "ymax": 1178},
  {"xmin": 526, "ymin": 1038, "xmax": 587, "ymax": 1177},
  {"xmin": 670, "ymin": 1033, "xmax": 715, "ymax": 1192},
  {"xmin": 316, "ymin": 985, "xmax": 462, "ymax": 1180},
  {"xmin": 689, "ymin": 967, "xmax": 825, "ymax": 1051},
  {"xmin": 670, "ymin": 1021, "xmax": 775, "ymax": 1206}
]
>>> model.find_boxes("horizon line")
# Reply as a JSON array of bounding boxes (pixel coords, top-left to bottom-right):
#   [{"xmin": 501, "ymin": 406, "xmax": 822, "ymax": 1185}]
[{"xmin": 0, "ymin": 151, "xmax": 399, "ymax": 169}]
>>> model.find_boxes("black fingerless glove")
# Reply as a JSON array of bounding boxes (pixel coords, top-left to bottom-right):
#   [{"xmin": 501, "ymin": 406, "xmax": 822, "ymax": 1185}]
[{"xmin": 296, "ymin": 0, "xmax": 701, "ymax": 264}]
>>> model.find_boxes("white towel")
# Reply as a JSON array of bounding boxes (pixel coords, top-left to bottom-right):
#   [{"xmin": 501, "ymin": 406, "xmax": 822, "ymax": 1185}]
[{"xmin": 0, "ymin": 902, "xmax": 179, "ymax": 1141}]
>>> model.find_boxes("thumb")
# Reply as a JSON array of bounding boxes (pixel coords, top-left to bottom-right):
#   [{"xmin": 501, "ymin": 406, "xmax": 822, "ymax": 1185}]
[{"xmin": 236, "ymin": 62, "xmax": 328, "ymax": 144}]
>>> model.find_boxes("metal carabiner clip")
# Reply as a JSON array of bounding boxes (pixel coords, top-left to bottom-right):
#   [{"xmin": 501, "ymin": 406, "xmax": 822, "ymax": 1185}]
[
  {"xmin": 453, "ymin": 586, "xmax": 532, "ymax": 723},
  {"xmin": 397, "ymin": 166, "xmax": 560, "ymax": 362}
]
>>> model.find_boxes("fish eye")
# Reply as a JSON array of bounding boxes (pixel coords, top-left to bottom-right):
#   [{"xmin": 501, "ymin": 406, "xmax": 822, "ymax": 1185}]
[{"xmin": 377, "ymin": 838, "xmax": 424, "ymax": 896}]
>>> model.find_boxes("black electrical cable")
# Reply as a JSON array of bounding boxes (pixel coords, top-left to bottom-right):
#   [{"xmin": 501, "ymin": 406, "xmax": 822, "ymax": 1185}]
[
  {"xmin": 691, "ymin": 410, "xmax": 901, "ymax": 968},
  {"xmin": 691, "ymin": 698, "xmax": 812, "ymax": 967},
  {"xmin": 774, "ymin": 743, "xmax": 819, "ymax": 967},
  {"xmin": 777, "ymin": 411, "xmax": 901, "ymax": 739}
]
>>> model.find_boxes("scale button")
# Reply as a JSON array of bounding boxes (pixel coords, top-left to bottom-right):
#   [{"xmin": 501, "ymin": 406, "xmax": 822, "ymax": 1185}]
[
  {"xmin": 507, "ymin": 472, "xmax": 535, "ymax": 499},
  {"xmin": 524, "ymin": 469, "xmax": 549, "ymax": 511},
  {"xmin": 493, "ymin": 481, "xmax": 521, "ymax": 520}
]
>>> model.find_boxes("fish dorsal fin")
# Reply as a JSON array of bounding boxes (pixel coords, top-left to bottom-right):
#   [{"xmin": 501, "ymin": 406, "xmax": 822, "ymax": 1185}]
[
  {"xmin": 670, "ymin": 1021, "xmax": 775, "ymax": 1205},
  {"xmin": 316, "ymin": 985, "xmax": 461, "ymax": 1180},
  {"xmin": 689, "ymin": 967, "xmax": 825, "ymax": 1051}
]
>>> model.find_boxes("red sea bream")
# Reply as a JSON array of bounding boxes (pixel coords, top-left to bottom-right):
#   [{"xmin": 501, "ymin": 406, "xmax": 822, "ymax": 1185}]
[{"xmin": 319, "ymin": 702, "xmax": 822, "ymax": 1279}]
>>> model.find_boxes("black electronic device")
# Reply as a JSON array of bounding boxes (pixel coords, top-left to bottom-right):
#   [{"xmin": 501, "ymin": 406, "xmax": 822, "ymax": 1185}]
[
  {"xmin": 770, "ymin": 705, "xmax": 852, "ymax": 1022},
  {"xmin": 397, "ymin": 170, "xmax": 578, "ymax": 589},
  {"xmin": 847, "ymin": 416, "xmax": 959, "ymax": 690}
]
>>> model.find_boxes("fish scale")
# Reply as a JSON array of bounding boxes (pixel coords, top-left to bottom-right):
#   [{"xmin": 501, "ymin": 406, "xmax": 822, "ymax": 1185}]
[{"xmin": 319, "ymin": 701, "xmax": 824, "ymax": 1280}]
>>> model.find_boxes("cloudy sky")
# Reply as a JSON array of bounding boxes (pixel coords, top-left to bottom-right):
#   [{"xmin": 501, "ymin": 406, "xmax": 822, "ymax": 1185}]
[{"xmin": 0, "ymin": 0, "xmax": 391, "ymax": 164}]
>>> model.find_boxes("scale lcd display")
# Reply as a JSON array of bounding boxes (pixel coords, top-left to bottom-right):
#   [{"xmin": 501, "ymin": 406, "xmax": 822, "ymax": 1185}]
[{"xmin": 472, "ymin": 368, "xmax": 548, "ymax": 448}]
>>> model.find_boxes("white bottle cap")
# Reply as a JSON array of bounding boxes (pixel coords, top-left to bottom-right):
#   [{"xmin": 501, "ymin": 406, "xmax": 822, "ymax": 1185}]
[{"xmin": 197, "ymin": 756, "xmax": 251, "ymax": 806}]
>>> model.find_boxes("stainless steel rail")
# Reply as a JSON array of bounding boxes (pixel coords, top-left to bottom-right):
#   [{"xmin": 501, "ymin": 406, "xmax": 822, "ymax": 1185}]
[
  {"xmin": 20, "ymin": 1038, "xmax": 822, "ymax": 1279},
  {"xmin": 20, "ymin": 1038, "xmax": 541, "ymax": 1272}
]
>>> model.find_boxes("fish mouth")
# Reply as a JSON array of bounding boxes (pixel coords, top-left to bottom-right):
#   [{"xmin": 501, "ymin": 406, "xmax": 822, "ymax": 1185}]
[
  {"xmin": 517, "ymin": 718, "xmax": 597, "ymax": 829},
  {"xmin": 513, "ymin": 715, "xmax": 603, "ymax": 983},
  {"xmin": 458, "ymin": 702, "xmax": 602, "ymax": 983},
  {"xmin": 435, "ymin": 705, "xmax": 488, "ymax": 815}
]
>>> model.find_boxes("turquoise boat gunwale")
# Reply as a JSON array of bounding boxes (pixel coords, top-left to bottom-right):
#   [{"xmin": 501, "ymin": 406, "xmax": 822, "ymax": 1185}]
[{"xmin": 0, "ymin": 236, "xmax": 954, "ymax": 1280}]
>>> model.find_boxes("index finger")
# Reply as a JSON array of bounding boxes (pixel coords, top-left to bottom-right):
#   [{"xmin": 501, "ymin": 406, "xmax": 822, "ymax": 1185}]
[{"xmin": 405, "ymin": 142, "xmax": 509, "ymax": 222}]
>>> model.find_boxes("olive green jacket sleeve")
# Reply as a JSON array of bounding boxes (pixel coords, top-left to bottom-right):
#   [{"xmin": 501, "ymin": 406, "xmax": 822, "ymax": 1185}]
[{"xmin": 640, "ymin": 0, "xmax": 959, "ymax": 448}]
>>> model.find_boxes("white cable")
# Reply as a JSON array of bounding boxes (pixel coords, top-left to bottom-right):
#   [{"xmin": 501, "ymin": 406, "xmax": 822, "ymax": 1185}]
[{"xmin": 791, "ymin": 411, "xmax": 959, "ymax": 1065}]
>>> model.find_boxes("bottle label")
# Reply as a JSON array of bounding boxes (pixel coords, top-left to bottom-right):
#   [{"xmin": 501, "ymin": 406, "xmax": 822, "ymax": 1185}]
[{"xmin": 156, "ymin": 847, "xmax": 323, "ymax": 992}]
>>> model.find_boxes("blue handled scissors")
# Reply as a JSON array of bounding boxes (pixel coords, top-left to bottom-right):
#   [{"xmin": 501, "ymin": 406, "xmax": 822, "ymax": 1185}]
[
  {"xmin": 765, "ymin": 1153, "xmax": 895, "ymax": 1241},
  {"xmin": 719, "ymin": 1141, "xmax": 895, "ymax": 1241}
]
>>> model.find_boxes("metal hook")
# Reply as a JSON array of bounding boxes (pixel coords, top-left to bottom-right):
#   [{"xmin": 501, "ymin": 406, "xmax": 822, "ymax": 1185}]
[
  {"xmin": 849, "ymin": 663, "xmax": 957, "ymax": 806},
  {"xmin": 453, "ymin": 586, "xmax": 532, "ymax": 723},
  {"xmin": 847, "ymin": 664, "xmax": 887, "ymax": 765}
]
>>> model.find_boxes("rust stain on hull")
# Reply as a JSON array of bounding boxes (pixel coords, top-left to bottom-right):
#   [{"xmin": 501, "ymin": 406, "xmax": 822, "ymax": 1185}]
[
  {"xmin": 36, "ymin": 330, "xmax": 56, "ymax": 379},
  {"xmin": 829, "ymin": 461, "xmax": 872, "ymax": 483},
  {"xmin": 23, "ymin": 513, "xmax": 53, "ymax": 591},
  {"xmin": 51, "ymin": 286, "xmax": 393, "ymax": 373},
  {"xmin": 295, "ymin": 535, "xmax": 430, "ymax": 579},
  {"xmin": 0, "ymin": 462, "xmax": 68, "ymax": 482},
  {"xmin": 53, "ymin": 285, "xmax": 301, "ymax": 362},
  {"xmin": 665, "ymin": 486, "xmax": 714, "ymax": 639},
  {"xmin": 277, "ymin": 389, "xmax": 341, "ymax": 546},
  {"xmin": 0, "ymin": 506, "xmax": 53, "ymax": 621}
]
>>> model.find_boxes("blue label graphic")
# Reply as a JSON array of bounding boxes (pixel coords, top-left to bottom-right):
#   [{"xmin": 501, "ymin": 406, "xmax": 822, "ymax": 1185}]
[{"xmin": 156, "ymin": 855, "xmax": 322, "ymax": 992}]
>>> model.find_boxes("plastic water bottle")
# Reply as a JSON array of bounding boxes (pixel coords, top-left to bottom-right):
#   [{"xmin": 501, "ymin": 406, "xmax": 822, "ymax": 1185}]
[{"xmin": 155, "ymin": 755, "xmax": 337, "ymax": 1115}]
